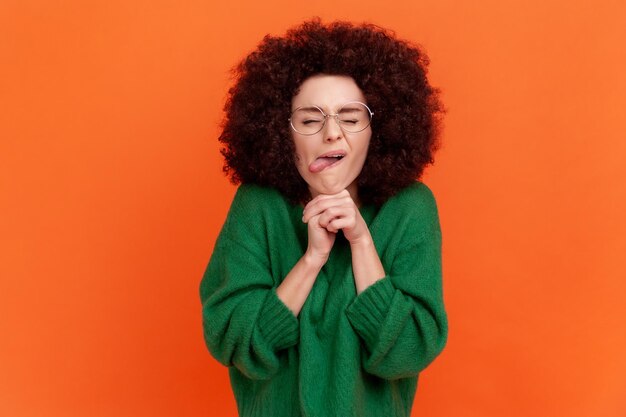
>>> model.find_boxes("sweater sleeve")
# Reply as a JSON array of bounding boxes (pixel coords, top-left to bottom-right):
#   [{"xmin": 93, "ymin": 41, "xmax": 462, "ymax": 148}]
[
  {"xmin": 345, "ymin": 187, "xmax": 448, "ymax": 380},
  {"xmin": 199, "ymin": 186, "xmax": 299, "ymax": 380}
]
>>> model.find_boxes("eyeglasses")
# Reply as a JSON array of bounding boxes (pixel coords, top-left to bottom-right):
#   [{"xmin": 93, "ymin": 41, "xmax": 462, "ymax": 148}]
[{"xmin": 289, "ymin": 101, "xmax": 374, "ymax": 135}]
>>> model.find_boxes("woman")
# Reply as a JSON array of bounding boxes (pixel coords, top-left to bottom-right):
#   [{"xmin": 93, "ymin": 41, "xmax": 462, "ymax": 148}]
[{"xmin": 200, "ymin": 19, "xmax": 447, "ymax": 417}]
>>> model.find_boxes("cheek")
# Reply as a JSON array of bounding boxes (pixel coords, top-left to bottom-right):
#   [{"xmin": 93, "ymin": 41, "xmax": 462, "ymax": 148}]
[
  {"xmin": 291, "ymin": 146, "xmax": 309, "ymax": 178},
  {"xmin": 355, "ymin": 135, "xmax": 371, "ymax": 163},
  {"xmin": 293, "ymin": 154, "xmax": 306, "ymax": 175},
  {"xmin": 292, "ymin": 139, "xmax": 312, "ymax": 164}
]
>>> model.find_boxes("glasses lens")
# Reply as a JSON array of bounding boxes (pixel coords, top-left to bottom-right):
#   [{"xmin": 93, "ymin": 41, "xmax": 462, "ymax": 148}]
[
  {"xmin": 291, "ymin": 107, "xmax": 325, "ymax": 135},
  {"xmin": 290, "ymin": 102, "xmax": 373, "ymax": 135},
  {"xmin": 337, "ymin": 102, "xmax": 372, "ymax": 133}
]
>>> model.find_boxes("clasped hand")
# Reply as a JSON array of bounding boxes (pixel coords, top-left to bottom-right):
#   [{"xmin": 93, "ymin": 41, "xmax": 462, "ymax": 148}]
[{"xmin": 302, "ymin": 190, "xmax": 370, "ymax": 262}]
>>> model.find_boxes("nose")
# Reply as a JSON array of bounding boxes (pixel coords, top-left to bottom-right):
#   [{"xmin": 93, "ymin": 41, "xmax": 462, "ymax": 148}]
[{"xmin": 324, "ymin": 115, "xmax": 343, "ymax": 142}]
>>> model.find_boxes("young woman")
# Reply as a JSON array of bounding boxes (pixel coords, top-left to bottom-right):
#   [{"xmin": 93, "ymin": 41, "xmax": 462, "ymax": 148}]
[{"xmin": 200, "ymin": 19, "xmax": 448, "ymax": 417}]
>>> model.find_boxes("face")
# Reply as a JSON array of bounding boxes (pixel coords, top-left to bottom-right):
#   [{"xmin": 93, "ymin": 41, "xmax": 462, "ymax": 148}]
[{"xmin": 290, "ymin": 74, "xmax": 372, "ymax": 202}]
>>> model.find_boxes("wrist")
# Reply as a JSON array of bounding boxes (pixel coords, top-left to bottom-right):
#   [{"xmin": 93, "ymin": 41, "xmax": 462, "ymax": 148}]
[
  {"xmin": 303, "ymin": 250, "xmax": 329, "ymax": 270},
  {"xmin": 348, "ymin": 233, "xmax": 374, "ymax": 249}
]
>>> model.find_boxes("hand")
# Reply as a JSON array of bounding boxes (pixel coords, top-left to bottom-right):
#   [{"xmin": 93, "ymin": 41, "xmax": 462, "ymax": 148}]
[
  {"xmin": 304, "ymin": 213, "xmax": 336, "ymax": 265},
  {"xmin": 302, "ymin": 190, "xmax": 370, "ymax": 245}
]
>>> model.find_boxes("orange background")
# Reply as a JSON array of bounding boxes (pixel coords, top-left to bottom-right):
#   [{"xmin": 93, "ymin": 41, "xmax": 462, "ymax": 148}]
[{"xmin": 1, "ymin": 1, "xmax": 625, "ymax": 416}]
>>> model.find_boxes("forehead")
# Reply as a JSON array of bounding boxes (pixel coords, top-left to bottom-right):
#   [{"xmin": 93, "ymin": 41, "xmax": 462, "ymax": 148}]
[{"xmin": 292, "ymin": 74, "xmax": 366, "ymax": 110}]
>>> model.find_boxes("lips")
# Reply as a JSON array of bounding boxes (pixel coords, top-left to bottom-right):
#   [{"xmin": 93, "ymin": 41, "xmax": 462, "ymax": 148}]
[{"xmin": 309, "ymin": 150, "xmax": 347, "ymax": 173}]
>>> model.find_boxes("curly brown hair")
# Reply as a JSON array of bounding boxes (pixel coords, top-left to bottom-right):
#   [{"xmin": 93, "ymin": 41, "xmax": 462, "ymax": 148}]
[{"xmin": 219, "ymin": 18, "xmax": 444, "ymax": 206}]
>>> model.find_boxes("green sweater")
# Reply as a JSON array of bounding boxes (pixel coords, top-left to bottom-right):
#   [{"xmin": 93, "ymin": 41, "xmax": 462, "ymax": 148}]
[{"xmin": 199, "ymin": 182, "xmax": 447, "ymax": 417}]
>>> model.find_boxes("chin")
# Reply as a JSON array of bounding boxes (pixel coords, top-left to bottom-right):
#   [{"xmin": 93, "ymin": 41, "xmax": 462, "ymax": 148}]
[{"xmin": 308, "ymin": 181, "xmax": 347, "ymax": 197}]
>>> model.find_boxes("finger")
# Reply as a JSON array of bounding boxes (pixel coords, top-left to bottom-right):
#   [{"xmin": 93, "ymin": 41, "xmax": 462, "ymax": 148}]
[
  {"xmin": 326, "ymin": 217, "xmax": 355, "ymax": 233},
  {"xmin": 308, "ymin": 189, "xmax": 349, "ymax": 203},
  {"xmin": 317, "ymin": 207, "xmax": 352, "ymax": 228},
  {"xmin": 303, "ymin": 195, "xmax": 354, "ymax": 222},
  {"xmin": 304, "ymin": 190, "xmax": 351, "ymax": 211},
  {"xmin": 307, "ymin": 202, "xmax": 353, "ymax": 225},
  {"xmin": 310, "ymin": 213, "xmax": 337, "ymax": 233},
  {"xmin": 317, "ymin": 212, "xmax": 337, "ymax": 229}
]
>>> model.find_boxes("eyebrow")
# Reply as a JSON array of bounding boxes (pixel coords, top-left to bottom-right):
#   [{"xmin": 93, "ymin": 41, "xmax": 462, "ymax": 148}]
[
  {"xmin": 293, "ymin": 105, "xmax": 366, "ymax": 113},
  {"xmin": 294, "ymin": 106, "xmax": 323, "ymax": 113},
  {"xmin": 338, "ymin": 105, "xmax": 364, "ymax": 113}
]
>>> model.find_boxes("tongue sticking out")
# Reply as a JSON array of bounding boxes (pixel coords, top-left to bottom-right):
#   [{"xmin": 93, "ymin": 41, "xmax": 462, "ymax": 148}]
[{"xmin": 309, "ymin": 157, "xmax": 341, "ymax": 173}]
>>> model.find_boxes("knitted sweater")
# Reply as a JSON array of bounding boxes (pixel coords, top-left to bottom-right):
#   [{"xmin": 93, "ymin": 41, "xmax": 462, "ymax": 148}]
[{"xmin": 199, "ymin": 182, "xmax": 447, "ymax": 417}]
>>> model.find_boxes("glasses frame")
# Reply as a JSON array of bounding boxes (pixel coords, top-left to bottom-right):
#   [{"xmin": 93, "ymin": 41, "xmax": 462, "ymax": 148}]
[{"xmin": 289, "ymin": 101, "xmax": 374, "ymax": 136}]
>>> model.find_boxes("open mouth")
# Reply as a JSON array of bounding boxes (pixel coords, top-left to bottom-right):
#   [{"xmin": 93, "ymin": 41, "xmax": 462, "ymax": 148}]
[{"xmin": 309, "ymin": 153, "xmax": 346, "ymax": 173}]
